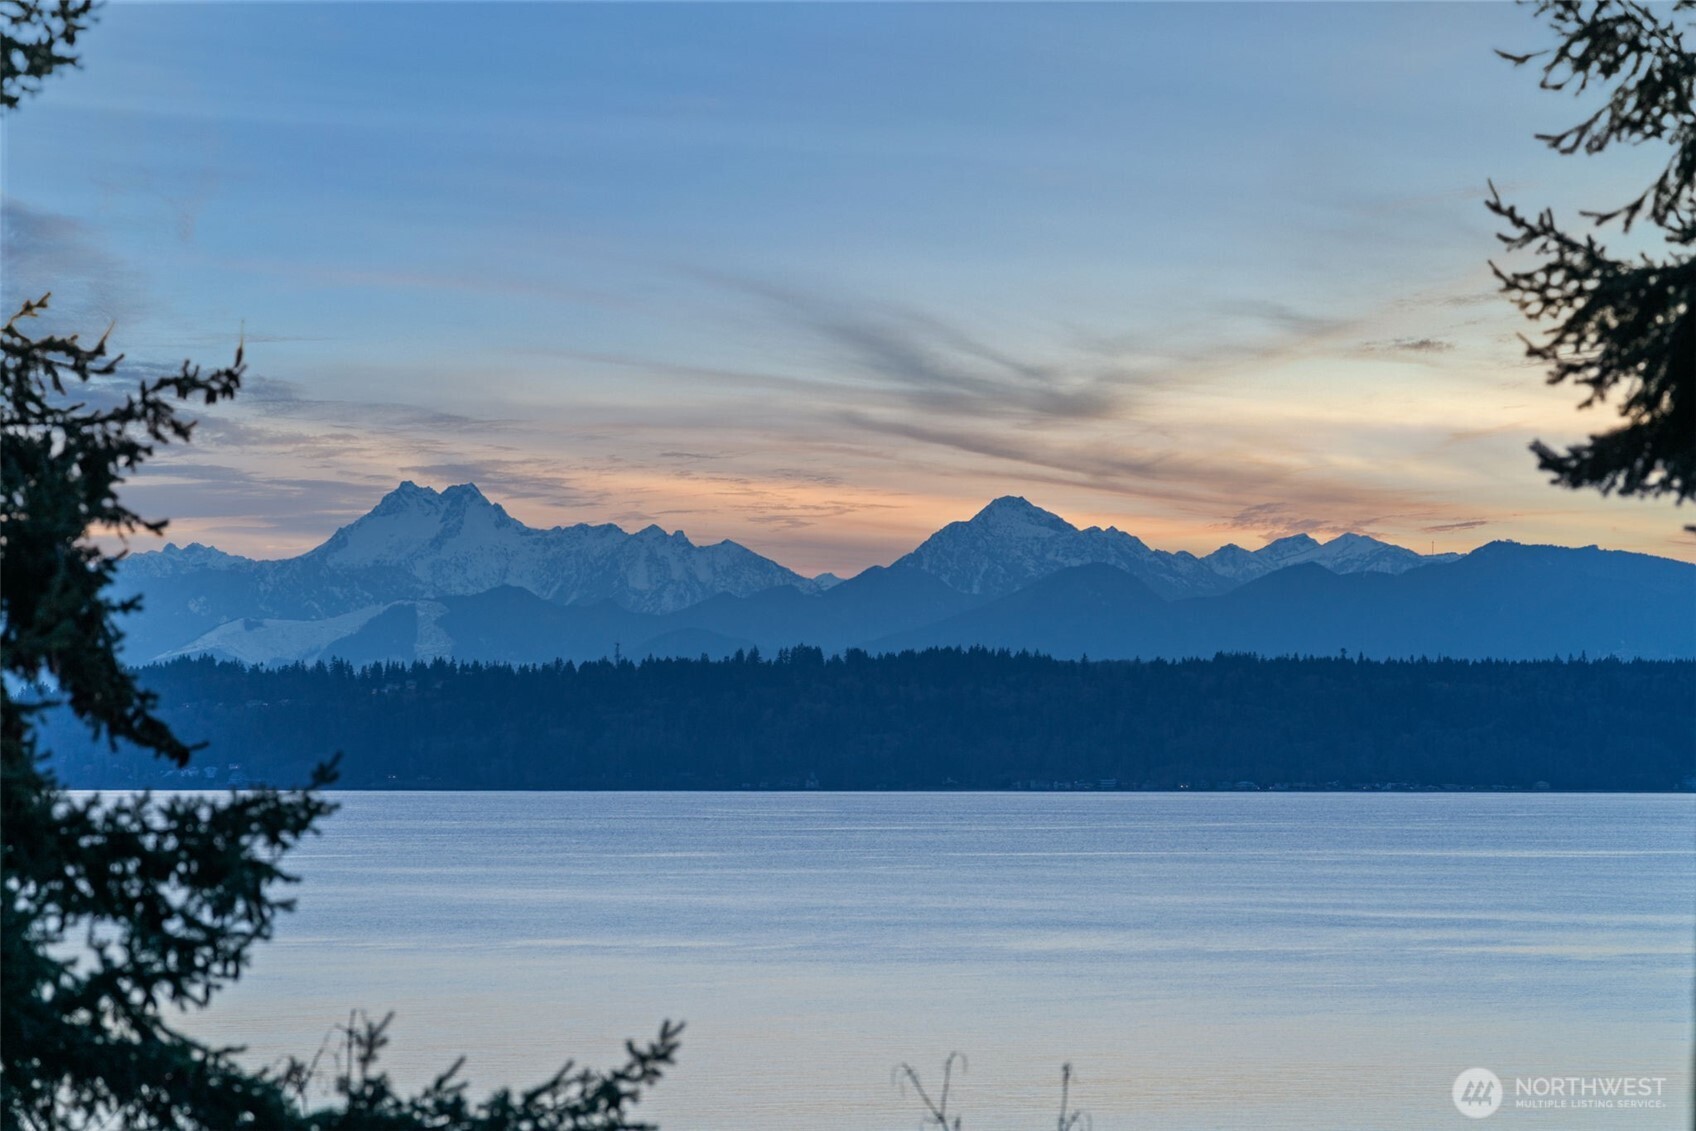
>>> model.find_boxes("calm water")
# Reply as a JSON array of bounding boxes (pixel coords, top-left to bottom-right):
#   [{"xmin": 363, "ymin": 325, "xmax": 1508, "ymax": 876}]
[{"xmin": 182, "ymin": 792, "xmax": 1694, "ymax": 1129}]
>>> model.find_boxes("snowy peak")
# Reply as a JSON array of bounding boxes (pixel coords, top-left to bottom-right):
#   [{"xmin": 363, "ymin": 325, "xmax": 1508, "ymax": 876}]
[
  {"xmin": 112, "ymin": 485, "xmax": 1683, "ymax": 668},
  {"xmin": 1203, "ymin": 529, "xmax": 1455, "ymax": 582},
  {"xmin": 968, "ymin": 496, "xmax": 1075, "ymax": 536},
  {"xmin": 116, "ymin": 486, "xmax": 1475, "ymax": 659},
  {"xmin": 309, "ymin": 481, "xmax": 523, "ymax": 571},
  {"xmin": 1248, "ymin": 534, "xmax": 1323, "ymax": 572},
  {"xmin": 297, "ymin": 483, "xmax": 813, "ymax": 612},
  {"xmin": 367, "ymin": 480, "xmax": 497, "ymax": 517},
  {"xmin": 370, "ymin": 480, "xmax": 502, "ymax": 517},
  {"xmin": 633, "ymin": 523, "xmax": 695, "ymax": 546},
  {"xmin": 120, "ymin": 540, "xmax": 251, "ymax": 578},
  {"xmin": 441, "ymin": 482, "xmax": 488, "ymax": 503},
  {"xmin": 899, "ymin": 499, "xmax": 1462, "ymax": 599},
  {"xmin": 1261, "ymin": 533, "xmax": 1320, "ymax": 556},
  {"xmin": 895, "ymin": 497, "xmax": 1218, "ymax": 600},
  {"xmin": 1311, "ymin": 532, "xmax": 1444, "ymax": 574},
  {"xmin": 116, "ymin": 483, "xmax": 817, "ymax": 625},
  {"xmin": 377, "ymin": 478, "xmax": 430, "ymax": 504},
  {"xmin": 366, "ymin": 479, "xmax": 454, "ymax": 520}
]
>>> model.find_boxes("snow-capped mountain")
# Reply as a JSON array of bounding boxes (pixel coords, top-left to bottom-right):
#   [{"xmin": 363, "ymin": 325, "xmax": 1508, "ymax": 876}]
[
  {"xmin": 891, "ymin": 496, "xmax": 1226, "ymax": 600},
  {"xmin": 151, "ymin": 540, "xmax": 1696, "ymax": 669},
  {"xmin": 891, "ymin": 496, "xmax": 1456, "ymax": 600},
  {"xmin": 1203, "ymin": 532, "xmax": 1459, "ymax": 584},
  {"xmin": 295, "ymin": 481, "xmax": 816, "ymax": 612},
  {"xmin": 119, "ymin": 485, "xmax": 1686, "ymax": 668},
  {"xmin": 115, "ymin": 482, "xmax": 821, "ymax": 658},
  {"xmin": 120, "ymin": 541, "xmax": 249, "ymax": 577}
]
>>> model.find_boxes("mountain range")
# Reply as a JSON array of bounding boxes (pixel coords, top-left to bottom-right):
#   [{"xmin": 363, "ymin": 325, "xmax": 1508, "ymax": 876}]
[{"xmin": 114, "ymin": 482, "xmax": 1696, "ymax": 666}]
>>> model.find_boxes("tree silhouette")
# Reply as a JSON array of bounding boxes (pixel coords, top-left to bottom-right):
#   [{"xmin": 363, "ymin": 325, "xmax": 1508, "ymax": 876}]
[
  {"xmin": 1, "ymin": 0, "xmax": 95, "ymax": 109},
  {"xmin": 1488, "ymin": 0, "xmax": 1695, "ymax": 514},
  {"xmin": 0, "ymin": 287, "xmax": 336, "ymax": 1123},
  {"xmin": 0, "ymin": 6, "xmax": 679, "ymax": 1127}
]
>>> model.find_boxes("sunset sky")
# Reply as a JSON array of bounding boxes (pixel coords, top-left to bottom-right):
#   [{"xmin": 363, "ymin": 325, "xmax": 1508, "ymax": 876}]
[{"xmin": 7, "ymin": 1, "xmax": 1691, "ymax": 575}]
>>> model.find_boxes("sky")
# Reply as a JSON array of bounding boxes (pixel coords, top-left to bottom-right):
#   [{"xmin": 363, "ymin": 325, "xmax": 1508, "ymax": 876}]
[{"xmin": 6, "ymin": 1, "xmax": 1692, "ymax": 575}]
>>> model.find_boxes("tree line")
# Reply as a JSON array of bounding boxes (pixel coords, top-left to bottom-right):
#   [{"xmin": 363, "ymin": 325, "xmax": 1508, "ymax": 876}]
[{"xmin": 50, "ymin": 648, "xmax": 1696, "ymax": 793}]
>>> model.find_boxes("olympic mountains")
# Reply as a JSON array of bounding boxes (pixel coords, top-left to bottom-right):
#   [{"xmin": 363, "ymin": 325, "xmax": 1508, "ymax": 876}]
[{"xmin": 114, "ymin": 483, "xmax": 1696, "ymax": 666}]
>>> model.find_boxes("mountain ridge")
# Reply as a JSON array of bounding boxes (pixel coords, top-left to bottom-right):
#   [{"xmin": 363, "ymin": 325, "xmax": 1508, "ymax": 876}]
[
  {"xmin": 128, "ymin": 487, "xmax": 1467, "ymax": 601},
  {"xmin": 115, "ymin": 482, "xmax": 824, "ymax": 656},
  {"xmin": 117, "ymin": 484, "xmax": 1695, "ymax": 667}
]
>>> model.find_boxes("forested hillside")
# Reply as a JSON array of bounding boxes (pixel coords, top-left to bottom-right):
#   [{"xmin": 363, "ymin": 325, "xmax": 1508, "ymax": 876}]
[{"xmin": 51, "ymin": 650, "xmax": 1695, "ymax": 792}]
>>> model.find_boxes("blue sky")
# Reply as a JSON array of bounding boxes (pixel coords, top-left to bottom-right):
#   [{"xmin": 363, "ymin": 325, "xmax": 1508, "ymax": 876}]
[{"xmin": 6, "ymin": 1, "xmax": 1690, "ymax": 572}]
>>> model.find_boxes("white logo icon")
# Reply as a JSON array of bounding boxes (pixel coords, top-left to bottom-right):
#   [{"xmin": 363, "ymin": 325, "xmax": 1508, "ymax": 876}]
[{"xmin": 1453, "ymin": 1067, "xmax": 1503, "ymax": 1119}]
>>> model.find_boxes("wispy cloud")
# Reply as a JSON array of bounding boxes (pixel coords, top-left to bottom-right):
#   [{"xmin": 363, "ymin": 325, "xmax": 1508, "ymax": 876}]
[
  {"xmin": 713, "ymin": 277, "xmax": 1147, "ymax": 423},
  {"xmin": 1, "ymin": 200, "xmax": 150, "ymax": 330},
  {"xmin": 237, "ymin": 375, "xmax": 507, "ymax": 434},
  {"xmin": 1364, "ymin": 337, "xmax": 1456, "ymax": 353},
  {"xmin": 116, "ymin": 461, "xmax": 380, "ymax": 547},
  {"xmin": 47, "ymin": 240, "xmax": 1678, "ymax": 572}
]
